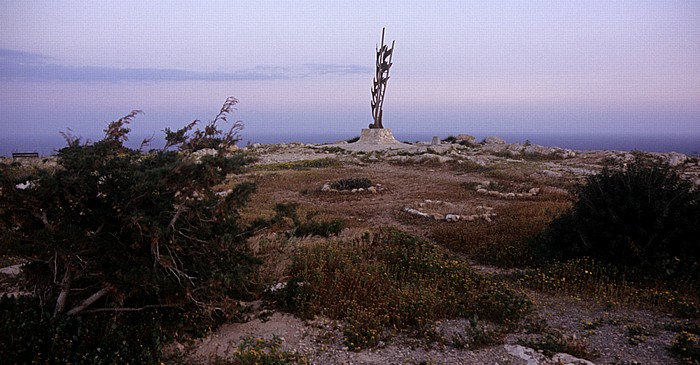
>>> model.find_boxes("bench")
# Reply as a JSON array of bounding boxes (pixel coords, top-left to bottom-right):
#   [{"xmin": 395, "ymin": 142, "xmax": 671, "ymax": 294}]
[{"xmin": 12, "ymin": 152, "xmax": 40, "ymax": 159}]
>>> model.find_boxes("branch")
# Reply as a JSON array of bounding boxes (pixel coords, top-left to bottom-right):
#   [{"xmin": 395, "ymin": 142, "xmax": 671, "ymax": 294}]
[
  {"xmin": 33, "ymin": 210, "xmax": 54, "ymax": 232},
  {"xmin": 81, "ymin": 304, "xmax": 179, "ymax": 314},
  {"xmin": 66, "ymin": 286, "xmax": 111, "ymax": 315},
  {"xmin": 53, "ymin": 267, "xmax": 72, "ymax": 317}
]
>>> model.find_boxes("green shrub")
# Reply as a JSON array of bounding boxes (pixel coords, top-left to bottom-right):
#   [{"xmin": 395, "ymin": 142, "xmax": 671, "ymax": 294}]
[
  {"xmin": 254, "ymin": 158, "xmax": 341, "ymax": 171},
  {"xmin": 0, "ymin": 99, "xmax": 264, "ymax": 362},
  {"xmin": 330, "ymin": 177, "xmax": 372, "ymax": 191},
  {"xmin": 670, "ymin": 331, "xmax": 700, "ymax": 365},
  {"xmin": 208, "ymin": 336, "xmax": 309, "ymax": 365},
  {"xmin": 534, "ymin": 157, "xmax": 700, "ymax": 277},
  {"xmin": 264, "ymin": 202, "xmax": 344, "ymax": 238}
]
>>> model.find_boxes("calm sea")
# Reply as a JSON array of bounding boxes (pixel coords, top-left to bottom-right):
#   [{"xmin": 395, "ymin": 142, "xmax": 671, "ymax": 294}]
[{"xmin": 1, "ymin": 132, "xmax": 698, "ymax": 157}]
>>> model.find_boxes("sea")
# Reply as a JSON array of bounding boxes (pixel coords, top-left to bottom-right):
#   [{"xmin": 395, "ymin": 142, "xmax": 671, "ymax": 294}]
[{"xmin": 1, "ymin": 131, "xmax": 698, "ymax": 158}]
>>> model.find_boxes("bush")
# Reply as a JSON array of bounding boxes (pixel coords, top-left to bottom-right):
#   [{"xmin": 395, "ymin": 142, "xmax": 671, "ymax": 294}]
[
  {"xmin": 534, "ymin": 157, "xmax": 700, "ymax": 277},
  {"xmin": 280, "ymin": 228, "xmax": 531, "ymax": 349},
  {"xmin": 671, "ymin": 331, "xmax": 700, "ymax": 365},
  {"xmin": 0, "ymin": 98, "xmax": 260, "ymax": 353},
  {"xmin": 262, "ymin": 202, "xmax": 344, "ymax": 238},
  {"xmin": 330, "ymin": 177, "xmax": 372, "ymax": 191}
]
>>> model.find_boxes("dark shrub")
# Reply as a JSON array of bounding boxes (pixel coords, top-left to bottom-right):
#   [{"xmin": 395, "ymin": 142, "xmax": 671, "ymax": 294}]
[
  {"xmin": 330, "ymin": 177, "xmax": 372, "ymax": 191},
  {"xmin": 268, "ymin": 202, "xmax": 344, "ymax": 237},
  {"xmin": 0, "ymin": 98, "xmax": 261, "ymax": 316},
  {"xmin": 0, "ymin": 295, "xmax": 170, "ymax": 364},
  {"xmin": 535, "ymin": 157, "xmax": 700, "ymax": 276}
]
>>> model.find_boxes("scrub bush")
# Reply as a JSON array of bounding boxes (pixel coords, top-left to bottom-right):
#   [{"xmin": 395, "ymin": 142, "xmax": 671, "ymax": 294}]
[
  {"xmin": 535, "ymin": 157, "xmax": 700, "ymax": 277},
  {"xmin": 0, "ymin": 98, "xmax": 262, "ymax": 363}
]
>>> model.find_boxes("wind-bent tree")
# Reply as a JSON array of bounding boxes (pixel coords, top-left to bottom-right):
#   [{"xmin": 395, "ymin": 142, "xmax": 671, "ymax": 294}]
[
  {"xmin": 0, "ymin": 97, "xmax": 259, "ymax": 318},
  {"xmin": 370, "ymin": 28, "xmax": 395, "ymax": 129}
]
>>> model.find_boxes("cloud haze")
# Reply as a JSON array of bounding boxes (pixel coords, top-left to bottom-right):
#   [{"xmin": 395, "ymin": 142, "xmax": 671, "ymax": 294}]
[{"xmin": 0, "ymin": 49, "xmax": 370, "ymax": 82}]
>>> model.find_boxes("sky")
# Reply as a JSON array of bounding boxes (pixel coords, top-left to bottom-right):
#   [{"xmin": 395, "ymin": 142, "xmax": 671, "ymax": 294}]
[{"xmin": 1, "ymin": 1, "xmax": 699, "ymax": 144}]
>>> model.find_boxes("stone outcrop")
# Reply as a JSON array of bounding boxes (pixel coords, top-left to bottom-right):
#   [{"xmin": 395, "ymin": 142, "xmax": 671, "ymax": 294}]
[
  {"xmin": 504, "ymin": 344, "xmax": 595, "ymax": 365},
  {"xmin": 403, "ymin": 200, "xmax": 496, "ymax": 222}
]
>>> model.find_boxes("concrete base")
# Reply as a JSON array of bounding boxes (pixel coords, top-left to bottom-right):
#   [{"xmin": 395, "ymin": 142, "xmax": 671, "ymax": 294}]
[{"xmin": 358, "ymin": 128, "xmax": 401, "ymax": 144}]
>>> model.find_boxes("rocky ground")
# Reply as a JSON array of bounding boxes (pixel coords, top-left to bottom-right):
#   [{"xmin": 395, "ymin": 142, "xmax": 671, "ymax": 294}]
[
  {"xmin": 181, "ymin": 135, "xmax": 700, "ymax": 364},
  {"xmin": 3, "ymin": 135, "xmax": 699, "ymax": 364}
]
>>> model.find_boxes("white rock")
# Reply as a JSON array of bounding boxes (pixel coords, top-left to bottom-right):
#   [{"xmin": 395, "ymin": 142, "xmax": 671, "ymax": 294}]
[
  {"xmin": 368, "ymin": 186, "xmax": 378, "ymax": 193},
  {"xmin": 15, "ymin": 180, "xmax": 35, "ymax": 190},
  {"xmin": 528, "ymin": 187, "xmax": 541, "ymax": 195},
  {"xmin": 552, "ymin": 353, "xmax": 596, "ymax": 365},
  {"xmin": 456, "ymin": 134, "xmax": 477, "ymax": 144},
  {"xmin": 504, "ymin": 344, "xmax": 548, "ymax": 365},
  {"xmin": 403, "ymin": 207, "xmax": 430, "ymax": 219},
  {"xmin": 0, "ymin": 264, "xmax": 22, "ymax": 276},
  {"xmin": 541, "ymin": 170, "xmax": 562, "ymax": 178},
  {"xmin": 484, "ymin": 136, "xmax": 506, "ymax": 144},
  {"xmin": 476, "ymin": 188, "xmax": 489, "ymax": 195},
  {"xmin": 321, "ymin": 183, "xmax": 332, "ymax": 192},
  {"xmin": 667, "ymin": 152, "xmax": 688, "ymax": 166},
  {"xmin": 445, "ymin": 214, "xmax": 460, "ymax": 222}
]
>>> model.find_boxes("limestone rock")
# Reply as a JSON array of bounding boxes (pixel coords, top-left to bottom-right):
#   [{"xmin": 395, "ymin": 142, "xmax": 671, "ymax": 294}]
[
  {"xmin": 445, "ymin": 214, "xmax": 460, "ymax": 222},
  {"xmin": 455, "ymin": 134, "xmax": 477, "ymax": 145},
  {"xmin": 552, "ymin": 353, "xmax": 596, "ymax": 365},
  {"xmin": 484, "ymin": 136, "xmax": 506, "ymax": 144},
  {"xmin": 666, "ymin": 152, "xmax": 688, "ymax": 166}
]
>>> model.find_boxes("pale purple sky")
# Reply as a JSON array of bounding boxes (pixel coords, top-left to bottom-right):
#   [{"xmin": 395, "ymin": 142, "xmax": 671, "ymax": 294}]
[{"xmin": 1, "ymin": 1, "xmax": 699, "ymax": 141}]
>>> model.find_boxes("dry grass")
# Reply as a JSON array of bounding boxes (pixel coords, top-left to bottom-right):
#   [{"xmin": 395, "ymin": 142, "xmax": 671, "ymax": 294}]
[{"xmin": 430, "ymin": 200, "xmax": 570, "ymax": 267}]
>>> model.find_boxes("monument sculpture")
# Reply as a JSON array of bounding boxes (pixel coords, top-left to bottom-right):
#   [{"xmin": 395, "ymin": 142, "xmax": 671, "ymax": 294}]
[
  {"xmin": 370, "ymin": 28, "xmax": 395, "ymax": 129},
  {"xmin": 353, "ymin": 28, "xmax": 404, "ymax": 147}
]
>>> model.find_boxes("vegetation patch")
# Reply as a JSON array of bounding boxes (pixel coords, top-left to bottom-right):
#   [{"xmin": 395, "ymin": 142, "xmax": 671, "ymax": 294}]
[
  {"xmin": 204, "ymin": 336, "xmax": 309, "ymax": 365},
  {"xmin": 671, "ymin": 331, "xmax": 700, "ymax": 365},
  {"xmin": 519, "ymin": 257, "xmax": 699, "ymax": 317},
  {"xmin": 431, "ymin": 200, "xmax": 569, "ymax": 267},
  {"xmin": 278, "ymin": 228, "xmax": 532, "ymax": 350},
  {"xmin": 255, "ymin": 202, "xmax": 345, "ymax": 238},
  {"xmin": 330, "ymin": 177, "xmax": 372, "ymax": 191},
  {"xmin": 254, "ymin": 158, "xmax": 341, "ymax": 171}
]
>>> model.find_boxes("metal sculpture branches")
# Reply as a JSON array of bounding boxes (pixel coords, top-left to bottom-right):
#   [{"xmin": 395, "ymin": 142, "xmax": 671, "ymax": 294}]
[{"xmin": 370, "ymin": 28, "xmax": 395, "ymax": 129}]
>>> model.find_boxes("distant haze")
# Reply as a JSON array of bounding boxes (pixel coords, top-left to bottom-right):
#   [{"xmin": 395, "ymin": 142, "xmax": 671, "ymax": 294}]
[{"xmin": 1, "ymin": 1, "xmax": 699, "ymax": 142}]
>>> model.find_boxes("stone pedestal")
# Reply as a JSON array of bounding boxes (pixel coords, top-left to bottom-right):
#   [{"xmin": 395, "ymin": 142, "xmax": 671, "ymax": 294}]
[{"xmin": 358, "ymin": 128, "xmax": 400, "ymax": 144}]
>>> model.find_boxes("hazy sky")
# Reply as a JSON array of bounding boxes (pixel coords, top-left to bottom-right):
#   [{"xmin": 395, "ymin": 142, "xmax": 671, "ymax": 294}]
[{"xmin": 1, "ymin": 1, "xmax": 699, "ymax": 141}]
